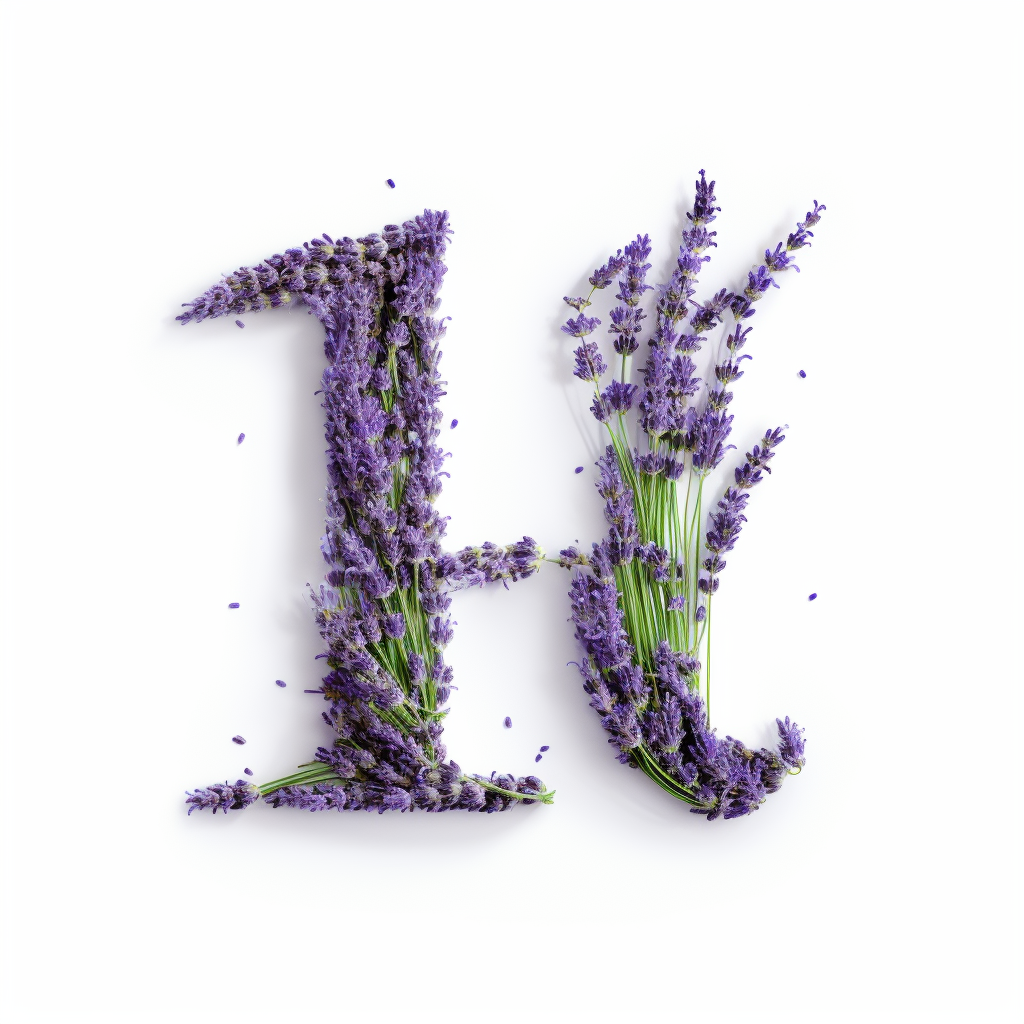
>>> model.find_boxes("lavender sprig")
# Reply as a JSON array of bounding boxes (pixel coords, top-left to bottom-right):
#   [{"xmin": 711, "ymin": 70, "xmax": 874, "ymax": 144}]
[
  {"xmin": 561, "ymin": 173, "xmax": 820, "ymax": 819},
  {"xmin": 182, "ymin": 212, "xmax": 552, "ymax": 814}
]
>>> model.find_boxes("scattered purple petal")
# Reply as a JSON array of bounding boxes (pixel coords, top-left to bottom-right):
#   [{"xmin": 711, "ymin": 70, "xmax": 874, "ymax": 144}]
[
  {"xmin": 798, "ymin": 369, "xmax": 806, "ymax": 378},
  {"xmin": 228, "ymin": 602, "xmax": 240, "ymax": 609},
  {"xmin": 535, "ymin": 754, "xmax": 543, "ymax": 762},
  {"xmin": 575, "ymin": 466, "xmax": 584, "ymax": 474},
  {"xmin": 808, "ymin": 592, "xmax": 818, "ymax": 601},
  {"xmin": 275, "ymin": 679, "xmax": 287, "ymax": 688},
  {"xmin": 232, "ymin": 735, "xmax": 246, "ymax": 745},
  {"xmin": 243, "ymin": 767, "xmax": 253, "ymax": 776},
  {"xmin": 237, "ymin": 433, "xmax": 245, "ymax": 444},
  {"xmin": 450, "ymin": 418, "xmax": 458, "ymax": 429},
  {"xmin": 503, "ymin": 716, "xmax": 512, "ymax": 729},
  {"xmin": 235, "ymin": 320, "xmax": 245, "ymax": 329},
  {"xmin": 539, "ymin": 745, "xmax": 549, "ymax": 752},
  {"xmin": 386, "ymin": 178, "xmax": 395, "ymax": 188}
]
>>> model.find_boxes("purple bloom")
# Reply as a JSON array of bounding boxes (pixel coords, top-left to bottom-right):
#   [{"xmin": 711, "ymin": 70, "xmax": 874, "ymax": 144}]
[
  {"xmin": 573, "ymin": 341, "xmax": 608, "ymax": 383},
  {"xmin": 608, "ymin": 304, "xmax": 646, "ymax": 355},
  {"xmin": 601, "ymin": 380, "xmax": 637, "ymax": 415},
  {"xmin": 764, "ymin": 242, "xmax": 799, "ymax": 274},
  {"xmin": 776, "ymin": 717, "xmax": 806, "ymax": 769},
  {"xmin": 688, "ymin": 169, "xmax": 721, "ymax": 227},
  {"xmin": 562, "ymin": 313, "xmax": 602, "ymax": 338},
  {"xmin": 787, "ymin": 200, "xmax": 826, "ymax": 251},
  {"xmin": 563, "ymin": 295, "xmax": 592, "ymax": 311},
  {"xmin": 185, "ymin": 780, "xmax": 259, "ymax": 815}
]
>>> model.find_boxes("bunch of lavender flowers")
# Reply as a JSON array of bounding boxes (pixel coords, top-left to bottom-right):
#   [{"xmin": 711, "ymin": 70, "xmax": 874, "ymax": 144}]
[
  {"xmin": 181, "ymin": 211, "xmax": 551, "ymax": 814},
  {"xmin": 560, "ymin": 173, "xmax": 822, "ymax": 819}
]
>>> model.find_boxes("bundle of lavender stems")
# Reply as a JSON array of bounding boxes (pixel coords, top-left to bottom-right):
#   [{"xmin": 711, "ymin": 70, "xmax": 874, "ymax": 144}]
[
  {"xmin": 559, "ymin": 172, "xmax": 822, "ymax": 819},
  {"xmin": 180, "ymin": 211, "xmax": 551, "ymax": 814}
]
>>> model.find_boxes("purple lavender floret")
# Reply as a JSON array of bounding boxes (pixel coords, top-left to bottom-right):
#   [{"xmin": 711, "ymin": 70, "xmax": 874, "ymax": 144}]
[
  {"xmin": 560, "ymin": 172, "xmax": 822, "ymax": 819},
  {"xmin": 181, "ymin": 211, "xmax": 552, "ymax": 815},
  {"xmin": 589, "ymin": 250, "xmax": 626, "ymax": 290},
  {"xmin": 562, "ymin": 313, "xmax": 602, "ymax": 338}
]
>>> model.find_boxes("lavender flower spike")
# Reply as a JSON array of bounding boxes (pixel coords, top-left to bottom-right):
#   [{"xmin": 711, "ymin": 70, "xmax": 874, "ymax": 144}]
[
  {"xmin": 185, "ymin": 780, "xmax": 259, "ymax": 815},
  {"xmin": 560, "ymin": 172, "xmax": 822, "ymax": 819}
]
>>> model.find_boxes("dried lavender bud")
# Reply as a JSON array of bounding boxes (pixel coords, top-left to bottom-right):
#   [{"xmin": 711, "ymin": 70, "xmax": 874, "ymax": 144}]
[
  {"xmin": 450, "ymin": 418, "xmax": 458, "ymax": 428},
  {"xmin": 575, "ymin": 466, "xmax": 584, "ymax": 474},
  {"xmin": 228, "ymin": 602, "xmax": 240, "ymax": 609},
  {"xmin": 539, "ymin": 745, "xmax": 549, "ymax": 752},
  {"xmin": 808, "ymin": 593, "xmax": 817, "ymax": 601},
  {"xmin": 236, "ymin": 433, "xmax": 245, "ymax": 444},
  {"xmin": 386, "ymin": 178, "xmax": 395, "ymax": 188},
  {"xmin": 231, "ymin": 735, "xmax": 246, "ymax": 745},
  {"xmin": 244, "ymin": 767, "xmax": 253, "ymax": 776},
  {"xmin": 504, "ymin": 717, "xmax": 512, "ymax": 729},
  {"xmin": 798, "ymin": 369, "xmax": 807, "ymax": 378},
  {"xmin": 562, "ymin": 313, "xmax": 602, "ymax": 338},
  {"xmin": 235, "ymin": 320, "xmax": 245, "ymax": 329},
  {"xmin": 589, "ymin": 250, "xmax": 625, "ymax": 289},
  {"xmin": 535, "ymin": 754, "xmax": 542, "ymax": 762},
  {"xmin": 275, "ymin": 679, "xmax": 286, "ymax": 687}
]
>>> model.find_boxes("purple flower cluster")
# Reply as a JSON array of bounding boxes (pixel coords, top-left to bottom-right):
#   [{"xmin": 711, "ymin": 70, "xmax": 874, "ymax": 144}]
[
  {"xmin": 182, "ymin": 212, "xmax": 549, "ymax": 814},
  {"xmin": 561, "ymin": 173, "xmax": 820, "ymax": 818},
  {"xmin": 185, "ymin": 780, "xmax": 259, "ymax": 815}
]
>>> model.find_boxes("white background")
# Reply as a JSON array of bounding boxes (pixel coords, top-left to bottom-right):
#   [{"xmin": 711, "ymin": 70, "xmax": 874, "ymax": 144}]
[{"xmin": 1, "ymin": 2, "xmax": 1021, "ymax": 1021}]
